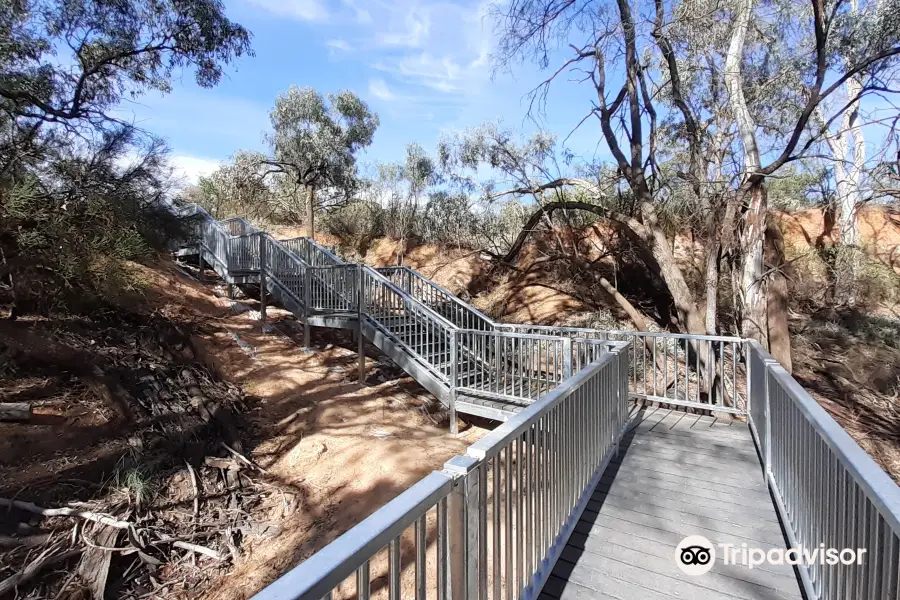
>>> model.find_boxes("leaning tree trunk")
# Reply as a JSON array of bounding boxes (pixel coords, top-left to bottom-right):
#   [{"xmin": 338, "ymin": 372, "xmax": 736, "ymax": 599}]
[
  {"xmin": 739, "ymin": 181, "xmax": 792, "ymax": 370},
  {"xmin": 307, "ymin": 184, "xmax": 316, "ymax": 241}
]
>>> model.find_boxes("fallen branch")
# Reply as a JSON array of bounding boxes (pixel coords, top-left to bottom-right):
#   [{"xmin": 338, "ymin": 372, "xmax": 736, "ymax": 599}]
[
  {"xmin": 185, "ymin": 461, "xmax": 200, "ymax": 520},
  {"xmin": 0, "ymin": 497, "xmax": 132, "ymax": 530},
  {"xmin": 161, "ymin": 537, "xmax": 222, "ymax": 561},
  {"xmin": 221, "ymin": 443, "xmax": 269, "ymax": 474},
  {"xmin": 0, "ymin": 402, "xmax": 32, "ymax": 422},
  {"xmin": 0, "ymin": 547, "xmax": 83, "ymax": 596}
]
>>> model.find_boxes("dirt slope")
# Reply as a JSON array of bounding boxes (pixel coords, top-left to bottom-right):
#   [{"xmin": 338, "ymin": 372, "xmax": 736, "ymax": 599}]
[{"xmin": 144, "ymin": 262, "xmax": 488, "ymax": 599}]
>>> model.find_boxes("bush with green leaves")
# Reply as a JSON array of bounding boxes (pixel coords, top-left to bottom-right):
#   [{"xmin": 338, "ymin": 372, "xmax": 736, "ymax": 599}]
[{"xmin": 0, "ymin": 0, "xmax": 250, "ymax": 315}]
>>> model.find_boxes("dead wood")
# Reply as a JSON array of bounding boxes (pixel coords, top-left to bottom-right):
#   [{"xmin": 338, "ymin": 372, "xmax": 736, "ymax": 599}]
[
  {"xmin": 0, "ymin": 546, "xmax": 83, "ymax": 596},
  {"xmin": 0, "ymin": 497, "xmax": 132, "ymax": 530},
  {"xmin": 0, "ymin": 320, "xmax": 143, "ymax": 421},
  {"xmin": 0, "ymin": 402, "xmax": 31, "ymax": 421},
  {"xmin": 78, "ymin": 525, "xmax": 118, "ymax": 600}
]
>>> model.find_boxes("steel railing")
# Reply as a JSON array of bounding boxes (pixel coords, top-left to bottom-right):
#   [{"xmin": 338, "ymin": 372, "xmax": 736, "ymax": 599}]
[
  {"xmin": 252, "ymin": 345, "xmax": 630, "ymax": 600},
  {"xmin": 308, "ymin": 264, "xmax": 359, "ymax": 313},
  {"xmin": 747, "ymin": 341, "xmax": 900, "ymax": 600},
  {"xmin": 255, "ymin": 471, "xmax": 454, "ymax": 600},
  {"xmin": 360, "ymin": 265, "xmax": 459, "ymax": 382},
  {"xmin": 180, "ymin": 207, "xmax": 900, "ymax": 600},
  {"xmin": 453, "ymin": 330, "xmax": 571, "ymax": 402},
  {"xmin": 281, "ymin": 236, "xmax": 345, "ymax": 268},
  {"xmin": 378, "ymin": 266, "xmax": 495, "ymax": 332},
  {"xmin": 504, "ymin": 325, "xmax": 747, "ymax": 414}
]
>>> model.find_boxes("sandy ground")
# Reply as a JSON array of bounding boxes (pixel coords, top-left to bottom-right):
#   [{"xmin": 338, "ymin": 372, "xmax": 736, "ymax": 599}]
[{"xmin": 142, "ymin": 262, "xmax": 488, "ymax": 599}]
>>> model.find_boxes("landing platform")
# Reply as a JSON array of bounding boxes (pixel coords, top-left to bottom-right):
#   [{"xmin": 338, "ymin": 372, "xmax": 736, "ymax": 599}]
[{"xmin": 542, "ymin": 407, "xmax": 802, "ymax": 600}]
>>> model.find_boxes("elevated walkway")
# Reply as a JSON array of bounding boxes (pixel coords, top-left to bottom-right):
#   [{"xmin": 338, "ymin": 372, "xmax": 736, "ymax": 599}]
[
  {"xmin": 545, "ymin": 407, "xmax": 801, "ymax": 600},
  {"xmin": 174, "ymin": 205, "xmax": 900, "ymax": 600},
  {"xmin": 176, "ymin": 207, "xmax": 612, "ymax": 422}
]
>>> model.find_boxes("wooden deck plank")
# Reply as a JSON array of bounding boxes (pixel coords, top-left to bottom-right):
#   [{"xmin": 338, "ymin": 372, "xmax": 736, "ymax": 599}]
[
  {"xmin": 546, "ymin": 407, "xmax": 802, "ymax": 599},
  {"xmin": 633, "ymin": 408, "xmax": 751, "ymax": 437},
  {"xmin": 558, "ymin": 545, "xmax": 795, "ymax": 600},
  {"xmin": 608, "ymin": 455, "xmax": 768, "ymax": 490},
  {"xmin": 589, "ymin": 489, "xmax": 780, "ymax": 528},
  {"xmin": 595, "ymin": 483, "xmax": 780, "ymax": 523},
  {"xmin": 566, "ymin": 526, "xmax": 798, "ymax": 581}
]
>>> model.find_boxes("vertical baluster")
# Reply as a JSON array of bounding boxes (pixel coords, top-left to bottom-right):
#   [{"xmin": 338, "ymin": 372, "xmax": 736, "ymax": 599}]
[
  {"xmin": 516, "ymin": 436, "xmax": 523, "ymax": 594},
  {"xmin": 415, "ymin": 515, "xmax": 427, "ymax": 600},
  {"xmin": 358, "ymin": 561, "xmax": 370, "ymax": 600},
  {"xmin": 493, "ymin": 453, "xmax": 501, "ymax": 600},
  {"xmin": 438, "ymin": 497, "xmax": 449, "ymax": 600},
  {"xmin": 390, "ymin": 537, "xmax": 401, "ymax": 600},
  {"xmin": 504, "ymin": 446, "xmax": 513, "ymax": 600}
]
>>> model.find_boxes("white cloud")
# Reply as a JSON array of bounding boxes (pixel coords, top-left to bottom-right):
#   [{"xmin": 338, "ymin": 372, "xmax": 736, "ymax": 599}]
[
  {"xmin": 340, "ymin": 0, "xmax": 372, "ymax": 24},
  {"xmin": 326, "ymin": 39, "xmax": 353, "ymax": 52},
  {"xmin": 368, "ymin": 78, "xmax": 396, "ymax": 101},
  {"xmin": 374, "ymin": 10, "xmax": 430, "ymax": 48},
  {"xmin": 245, "ymin": 0, "xmax": 329, "ymax": 22},
  {"xmin": 169, "ymin": 155, "xmax": 221, "ymax": 186},
  {"xmin": 367, "ymin": 2, "xmax": 492, "ymax": 98},
  {"xmin": 245, "ymin": 0, "xmax": 496, "ymax": 120}
]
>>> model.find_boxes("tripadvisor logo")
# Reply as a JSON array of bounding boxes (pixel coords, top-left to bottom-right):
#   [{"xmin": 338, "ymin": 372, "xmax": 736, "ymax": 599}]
[
  {"xmin": 675, "ymin": 535, "xmax": 715, "ymax": 576},
  {"xmin": 675, "ymin": 535, "xmax": 868, "ymax": 576}
]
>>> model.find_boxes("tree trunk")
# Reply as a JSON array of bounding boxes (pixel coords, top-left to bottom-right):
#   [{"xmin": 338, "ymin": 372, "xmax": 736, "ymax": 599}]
[
  {"xmin": 740, "ymin": 182, "xmax": 768, "ymax": 346},
  {"xmin": 307, "ymin": 184, "xmax": 316, "ymax": 241},
  {"xmin": 765, "ymin": 223, "xmax": 792, "ymax": 372},
  {"xmin": 704, "ymin": 244, "xmax": 720, "ymax": 335},
  {"xmin": 501, "ymin": 199, "xmax": 706, "ymax": 335},
  {"xmin": 639, "ymin": 202, "xmax": 707, "ymax": 335}
]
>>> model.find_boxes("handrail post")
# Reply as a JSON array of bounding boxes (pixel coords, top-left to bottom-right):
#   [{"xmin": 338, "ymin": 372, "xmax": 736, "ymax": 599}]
[
  {"xmin": 563, "ymin": 338, "xmax": 573, "ymax": 379},
  {"xmin": 764, "ymin": 361, "xmax": 772, "ymax": 475},
  {"xmin": 450, "ymin": 330, "xmax": 458, "ymax": 435},
  {"xmin": 444, "ymin": 455, "xmax": 481, "ymax": 600},
  {"xmin": 303, "ymin": 263, "xmax": 311, "ymax": 348},
  {"xmin": 258, "ymin": 233, "xmax": 266, "ymax": 324},
  {"xmin": 358, "ymin": 264, "xmax": 365, "ymax": 385},
  {"xmin": 196, "ymin": 225, "xmax": 204, "ymax": 281}
]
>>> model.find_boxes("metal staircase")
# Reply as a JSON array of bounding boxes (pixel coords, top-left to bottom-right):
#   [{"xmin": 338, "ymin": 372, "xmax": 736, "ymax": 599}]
[{"xmin": 175, "ymin": 205, "xmax": 614, "ymax": 424}]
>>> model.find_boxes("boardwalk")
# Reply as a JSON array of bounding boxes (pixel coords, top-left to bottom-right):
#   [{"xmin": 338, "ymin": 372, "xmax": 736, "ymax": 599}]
[{"xmin": 542, "ymin": 407, "xmax": 803, "ymax": 600}]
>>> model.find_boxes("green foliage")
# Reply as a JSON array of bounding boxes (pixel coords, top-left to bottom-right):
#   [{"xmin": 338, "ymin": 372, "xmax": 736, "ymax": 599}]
[
  {"xmin": 0, "ymin": 0, "xmax": 250, "ymax": 315},
  {"xmin": 189, "ymin": 150, "xmax": 275, "ymax": 222},
  {"xmin": 266, "ymin": 87, "xmax": 378, "ymax": 197},
  {"xmin": 322, "ymin": 199, "xmax": 385, "ymax": 253},
  {"xmin": 0, "ymin": 0, "xmax": 252, "ymax": 130},
  {"xmin": 1, "ymin": 131, "xmax": 189, "ymax": 312},
  {"xmin": 116, "ymin": 465, "xmax": 157, "ymax": 508}
]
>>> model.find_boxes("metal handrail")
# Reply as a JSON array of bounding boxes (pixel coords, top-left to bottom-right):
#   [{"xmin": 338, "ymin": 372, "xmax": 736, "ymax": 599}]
[
  {"xmin": 361, "ymin": 265, "xmax": 458, "ymax": 332},
  {"xmin": 377, "ymin": 265, "xmax": 496, "ymax": 331},
  {"xmin": 279, "ymin": 236, "xmax": 345, "ymax": 268},
  {"xmin": 252, "ymin": 348, "xmax": 630, "ymax": 600},
  {"xmin": 747, "ymin": 340, "xmax": 900, "ymax": 599},
  {"xmin": 255, "ymin": 471, "xmax": 453, "ymax": 600},
  {"xmin": 467, "ymin": 350, "xmax": 620, "ymax": 459}
]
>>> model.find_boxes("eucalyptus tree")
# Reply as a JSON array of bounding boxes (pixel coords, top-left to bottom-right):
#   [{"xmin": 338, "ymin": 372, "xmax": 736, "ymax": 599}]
[
  {"xmin": 194, "ymin": 150, "xmax": 273, "ymax": 221},
  {"xmin": 439, "ymin": 123, "xmax": 666, "ymax": 332},
  {"xmin": 0, "ymin": 0, "xmax": 252, "ymax": 314},
  {"xmin": 0, "ymin": 0, "xmax": 251, "ymax": 168},
  {"xmin": 490, "ymin": 0, "xmax": 900, "ymax": 368},
  {"xmin": 263, "ymin": 87, "xmax": 379, "ymax": 240}
]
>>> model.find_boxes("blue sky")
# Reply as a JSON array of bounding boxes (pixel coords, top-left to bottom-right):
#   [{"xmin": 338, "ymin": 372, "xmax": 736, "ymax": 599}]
[{"xmin": 119, "ymin": 0, "xmax": 605, "ymax": 185}]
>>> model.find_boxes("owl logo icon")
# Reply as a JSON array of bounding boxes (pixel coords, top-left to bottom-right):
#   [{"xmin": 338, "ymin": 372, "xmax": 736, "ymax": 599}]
[{"xmin": 675, "ymin": 536, "xmax": 716, "ymax": 576}]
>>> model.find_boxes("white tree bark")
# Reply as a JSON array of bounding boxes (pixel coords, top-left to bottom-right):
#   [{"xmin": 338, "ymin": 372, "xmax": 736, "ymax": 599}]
[
  {"xmin": 725, "ymin": 0, "xmax": 768, "ymax": 344},
  {"xmin": 820, "ymin": 0, "xmax": 866, "ymax": 306},
  {"xmin": 724, "ymin": 0, "xmax": 760, "ymax": 174}
]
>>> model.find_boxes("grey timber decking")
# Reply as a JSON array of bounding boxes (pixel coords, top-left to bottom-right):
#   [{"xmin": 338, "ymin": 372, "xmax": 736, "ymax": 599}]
[{"xmin": 541, "ymin": 407, "xmax": 803, "ymax": 600}]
